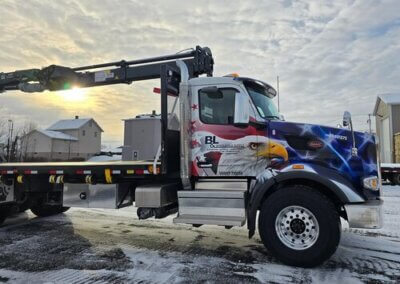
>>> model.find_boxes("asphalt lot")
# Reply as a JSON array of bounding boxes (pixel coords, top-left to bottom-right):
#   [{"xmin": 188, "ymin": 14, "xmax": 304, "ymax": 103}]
[{"xmin": 0, "ymin": 185, "xmax": 399, "ymax": 283}]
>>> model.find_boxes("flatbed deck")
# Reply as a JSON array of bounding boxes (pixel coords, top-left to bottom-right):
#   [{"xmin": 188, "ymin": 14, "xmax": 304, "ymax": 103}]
[{"xmin": 0, "ymin": 160, "xmax": 161, "ymax": 177}]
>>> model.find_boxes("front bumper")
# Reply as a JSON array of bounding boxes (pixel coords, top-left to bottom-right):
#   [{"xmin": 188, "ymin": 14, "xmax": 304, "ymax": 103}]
[{"xmin": 344, "ymin": 199, "xmax": 383, "ymax": 229}]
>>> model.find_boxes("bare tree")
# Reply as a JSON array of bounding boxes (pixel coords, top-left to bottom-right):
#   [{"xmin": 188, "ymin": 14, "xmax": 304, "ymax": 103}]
[
  {"xmin": 0, "ymin": 120, "xmax": 8, "ymax": 162},
  {"xmin": 18, "ymin": 121, "xmax": 38, "ymax": 161},
  {"xmin": 0, "ymin": 120, "xmax": 38, "ymax": 162}
]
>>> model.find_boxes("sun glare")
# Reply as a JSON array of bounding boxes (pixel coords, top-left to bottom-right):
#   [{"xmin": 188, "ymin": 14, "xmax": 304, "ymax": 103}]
[{"xmin": 58, "ymin": 87, "xmax": 87, "ymax": 102}]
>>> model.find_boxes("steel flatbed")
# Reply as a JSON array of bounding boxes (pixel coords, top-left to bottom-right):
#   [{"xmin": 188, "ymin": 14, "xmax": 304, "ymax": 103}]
[{"xmin": 0, "ymin": 160, "xmax": 162, "ymax": 178}]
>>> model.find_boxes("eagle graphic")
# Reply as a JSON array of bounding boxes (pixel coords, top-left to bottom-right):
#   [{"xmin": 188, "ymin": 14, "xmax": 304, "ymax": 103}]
[{"xmin": 193, "ymin": 133, "xmax": 288, "ymax": 176}]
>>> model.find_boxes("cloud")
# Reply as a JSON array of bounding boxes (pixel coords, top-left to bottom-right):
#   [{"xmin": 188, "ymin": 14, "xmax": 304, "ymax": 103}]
[{"xmin": 0, "ymin": 0, "xmax": 399, "ymax": 146}]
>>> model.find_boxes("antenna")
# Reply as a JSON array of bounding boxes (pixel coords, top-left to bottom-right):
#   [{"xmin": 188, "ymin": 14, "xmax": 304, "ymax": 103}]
[
  {"xmin": 277, "ymin": 76, "xmax": 280, "ymax": 112},
  {"xmin": 367, "ymin": 114, "xmax": 372, "ymax": 134}
]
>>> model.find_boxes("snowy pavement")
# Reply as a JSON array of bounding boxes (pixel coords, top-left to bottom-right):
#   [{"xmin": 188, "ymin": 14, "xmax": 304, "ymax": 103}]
[{"xmin": 0, "ymin": 186, "xmax": 399, "ymax": 283}]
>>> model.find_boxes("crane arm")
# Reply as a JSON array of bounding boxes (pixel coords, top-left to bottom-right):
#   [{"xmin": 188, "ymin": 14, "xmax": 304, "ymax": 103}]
[{"xmin": 0, "ymin": 46, "xmax": 214, "ymax": 94}]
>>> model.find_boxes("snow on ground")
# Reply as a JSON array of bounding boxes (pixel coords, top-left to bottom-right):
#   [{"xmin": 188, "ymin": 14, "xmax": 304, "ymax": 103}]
[{"xmin": 0, "ymin": 186, "xmax": 399, "ymax": 283}]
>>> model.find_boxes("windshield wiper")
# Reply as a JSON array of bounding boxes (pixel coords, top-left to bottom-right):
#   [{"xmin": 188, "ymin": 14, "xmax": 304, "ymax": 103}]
[{"xmin": 264, "ymin": 115, "xmax": 280, "ymax": 120}]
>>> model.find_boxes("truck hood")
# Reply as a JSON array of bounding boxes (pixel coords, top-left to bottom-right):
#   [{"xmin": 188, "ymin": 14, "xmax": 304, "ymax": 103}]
[{"xmin": 268, "ymin": 120, "xmax": 378, "ymax": 190}]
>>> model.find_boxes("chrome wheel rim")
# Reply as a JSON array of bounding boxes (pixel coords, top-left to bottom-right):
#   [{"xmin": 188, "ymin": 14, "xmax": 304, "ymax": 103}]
[{"xmin": 275, "ymin": 205, "xmax": 319, "ymax": 250}]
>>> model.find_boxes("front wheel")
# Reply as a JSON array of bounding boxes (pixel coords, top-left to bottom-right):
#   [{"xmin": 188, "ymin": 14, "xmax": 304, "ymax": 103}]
[
  {"xmin": 258, "ymin": 185, "xmax": 341, "ymax": 267},
  {"xmin": 30, "ymin": 204, "xmax": 70, "ymax": 217}
]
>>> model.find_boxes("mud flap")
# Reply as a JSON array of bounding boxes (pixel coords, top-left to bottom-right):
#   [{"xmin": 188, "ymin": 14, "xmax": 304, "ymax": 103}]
[{"xmin": 0, "ymin": 177, "xmax": 14, "ymax": 204}]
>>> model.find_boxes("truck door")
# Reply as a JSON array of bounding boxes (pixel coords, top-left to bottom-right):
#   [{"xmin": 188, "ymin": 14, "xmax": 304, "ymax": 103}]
[{"xmin": 190, "ymin": 85, "xmax": 261, "ymax": 177}]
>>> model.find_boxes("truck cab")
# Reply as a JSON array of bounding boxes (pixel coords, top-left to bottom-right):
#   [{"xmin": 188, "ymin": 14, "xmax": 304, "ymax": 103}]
[
  {"xmin": 174, "ymin": 71, "xmax": 383, "ymax": 267},
  {"xmin": 188, "ymin": 76, "xmax": 283, "ymax": 178}
]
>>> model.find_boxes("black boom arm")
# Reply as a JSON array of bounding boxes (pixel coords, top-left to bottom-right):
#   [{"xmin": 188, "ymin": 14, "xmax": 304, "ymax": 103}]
[{"xmin": 0, "ymin": 46, "xmax": 214, "ymax": 93}]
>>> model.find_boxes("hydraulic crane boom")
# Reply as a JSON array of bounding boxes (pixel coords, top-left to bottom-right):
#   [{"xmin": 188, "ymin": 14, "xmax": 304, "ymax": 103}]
[{"xmin": 0, "ymin": 46, "xmax": 214, "ymax": 93}]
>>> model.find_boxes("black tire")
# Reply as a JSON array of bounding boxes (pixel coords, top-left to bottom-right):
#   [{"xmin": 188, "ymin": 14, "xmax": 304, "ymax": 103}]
[
  {"xmin": 393, "ymin": 174, "xmax": 400, "ymax": 186},
  {"xmin": 389, "ymin": 175, "xmax": 396, "ymax": 186},
  {"xmin": 18, "ymin": 193, "xmax": 31, "ymax": 213},
  {"xmin": 258, "ymin": 185, "xmax": 341, "ymax": 268},
  {"xmin": 0, "ymin": 214, "xmax": 6, "ymax": 226},
  {"xmin": 30, "ymin": 204, "xmax": 70, "ymax": 217},
  {"xmin": 18, "ymin": 202, "xmax": 31, "ymax": 213}
]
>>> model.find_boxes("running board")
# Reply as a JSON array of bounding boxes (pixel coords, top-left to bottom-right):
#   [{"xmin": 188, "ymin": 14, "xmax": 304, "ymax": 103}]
[{"xmin": 173, "ymin": 190, "xmax": 246, "ymax": 227}]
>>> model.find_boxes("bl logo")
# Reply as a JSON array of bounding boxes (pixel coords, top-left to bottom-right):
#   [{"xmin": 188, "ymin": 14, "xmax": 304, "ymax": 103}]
[{"xmin": 205, "ymin": 136, "xmax": 219, "ymax": 145}]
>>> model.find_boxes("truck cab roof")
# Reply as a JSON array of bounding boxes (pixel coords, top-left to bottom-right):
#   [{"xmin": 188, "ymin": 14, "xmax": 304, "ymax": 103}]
[{"xmin": 188, "ymin": 76, "xmax": 238, "ymax": 86}]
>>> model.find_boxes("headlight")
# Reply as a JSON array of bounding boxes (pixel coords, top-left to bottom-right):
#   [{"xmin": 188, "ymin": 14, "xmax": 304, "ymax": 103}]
[{"xmin": 363, "ymin": 176, "xmax": 379, "ymax": 191}]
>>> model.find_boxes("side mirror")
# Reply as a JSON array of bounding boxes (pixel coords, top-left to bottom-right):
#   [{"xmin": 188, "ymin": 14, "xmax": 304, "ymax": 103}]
[
  {"xmin": 342, "ymin": 111, "xmax": 358, "ymax": 156},
  {"xmin": 234, "ymin": 92, "xmax": 250, "ymax": 125},
  {"xmin": 343, "ymin": 111, "xmax": 352, "ymax": 127}
]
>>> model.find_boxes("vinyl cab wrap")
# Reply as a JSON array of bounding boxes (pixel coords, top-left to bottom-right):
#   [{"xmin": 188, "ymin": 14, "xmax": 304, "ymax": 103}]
[{"xmin": 268, "ymin": 120, "xmax": 380, "ymax": 200}]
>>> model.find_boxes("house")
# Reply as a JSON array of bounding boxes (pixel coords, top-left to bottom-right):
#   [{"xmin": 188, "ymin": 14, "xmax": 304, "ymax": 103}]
[
  {"xmin": 373, "ymin": 93, "xmax": 400, "ymax": 163},
  {"xmin": 21, "ymin": 116, "xmax": 103, "ymax": 161}
]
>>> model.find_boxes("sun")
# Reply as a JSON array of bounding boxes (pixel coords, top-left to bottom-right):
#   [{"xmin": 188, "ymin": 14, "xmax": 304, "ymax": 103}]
[{"xmin": 58, "ymin": 87, "xmax": 87, "ymax": 102}]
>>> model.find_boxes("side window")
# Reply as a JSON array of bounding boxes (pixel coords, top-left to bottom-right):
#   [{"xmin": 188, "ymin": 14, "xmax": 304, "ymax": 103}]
[
  {"xmin": 199, "ymin": 88, "xmax": 237, "ymax": 124},
  {"xmin": 82, "ymin": 130, "xmax": 86, "ymax": 136}
]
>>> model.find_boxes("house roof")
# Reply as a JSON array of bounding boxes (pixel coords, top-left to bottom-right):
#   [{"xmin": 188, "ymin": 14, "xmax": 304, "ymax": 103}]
[
  {"xmin": 373, "ymin": 93, "xmax": 400, "ymax": 115},
  {"xmin": 37, "ymin": 130, "xmax": 78, "ymax": 141},
  {"xmin": 47, "ymin": 118, "xmax": 103, "ymax": 132}
]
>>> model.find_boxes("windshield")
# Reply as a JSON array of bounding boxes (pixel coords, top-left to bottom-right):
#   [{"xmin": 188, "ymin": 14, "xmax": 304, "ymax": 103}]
[{"xmin": 244, "ymin": 81, "xmax": 280, "ymax": 119}]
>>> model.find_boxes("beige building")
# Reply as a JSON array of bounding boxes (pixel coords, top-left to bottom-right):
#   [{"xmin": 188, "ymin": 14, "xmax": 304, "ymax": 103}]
[
  {"xmin": 22, "ymin": 117, "xmax": 103, "ymax": 161},
  {"xmin": 373, "ymin": 93, "xmax": 400, "ymax": 163}
]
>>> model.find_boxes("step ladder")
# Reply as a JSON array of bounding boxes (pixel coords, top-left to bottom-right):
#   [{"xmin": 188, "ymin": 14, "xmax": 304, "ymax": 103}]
[{"xmin": 173, "ymin": 189, "xmax": 246, "ymax": 227}]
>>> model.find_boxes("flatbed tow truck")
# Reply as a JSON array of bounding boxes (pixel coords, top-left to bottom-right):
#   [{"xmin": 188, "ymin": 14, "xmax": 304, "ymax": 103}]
[
  {"xmin": 380, "ymin": 163, "xmax": 400, "ymax": 185},
  {"xmin": 0, "ymin": 46, "xmax": 383, "ymax": 267}
]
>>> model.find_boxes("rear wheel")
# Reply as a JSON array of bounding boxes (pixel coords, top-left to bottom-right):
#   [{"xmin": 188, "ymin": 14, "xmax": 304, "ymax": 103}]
[
  {"xmin": 258, "ymin": 185, "xmax": 341, "ymax": 267},
  {"xmin": 0, "ymin": 214, "xmax": 6, "ymax": 226},
  {"xmin": 30, "ymin": 204, "xmax": 70, "ymax": 217}
]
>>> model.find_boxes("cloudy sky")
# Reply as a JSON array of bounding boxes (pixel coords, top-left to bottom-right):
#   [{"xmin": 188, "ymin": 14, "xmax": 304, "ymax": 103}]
[{"xmin": 1, "ymin": 0, "xmax": 399, "ymax": 147}]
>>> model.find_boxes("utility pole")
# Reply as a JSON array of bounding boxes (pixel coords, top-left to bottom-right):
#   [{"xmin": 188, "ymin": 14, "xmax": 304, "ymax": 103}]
[
  {"xmin": 7, "ymin": 119, "xmax": 14, "ymax": 162},
  {"xmin": 367, "ymin": 114, "xmax": 372, "ymax": 134},
  {"xmin": 277, "ymin": 76, "xmax": 280, "ymax": 112}
]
